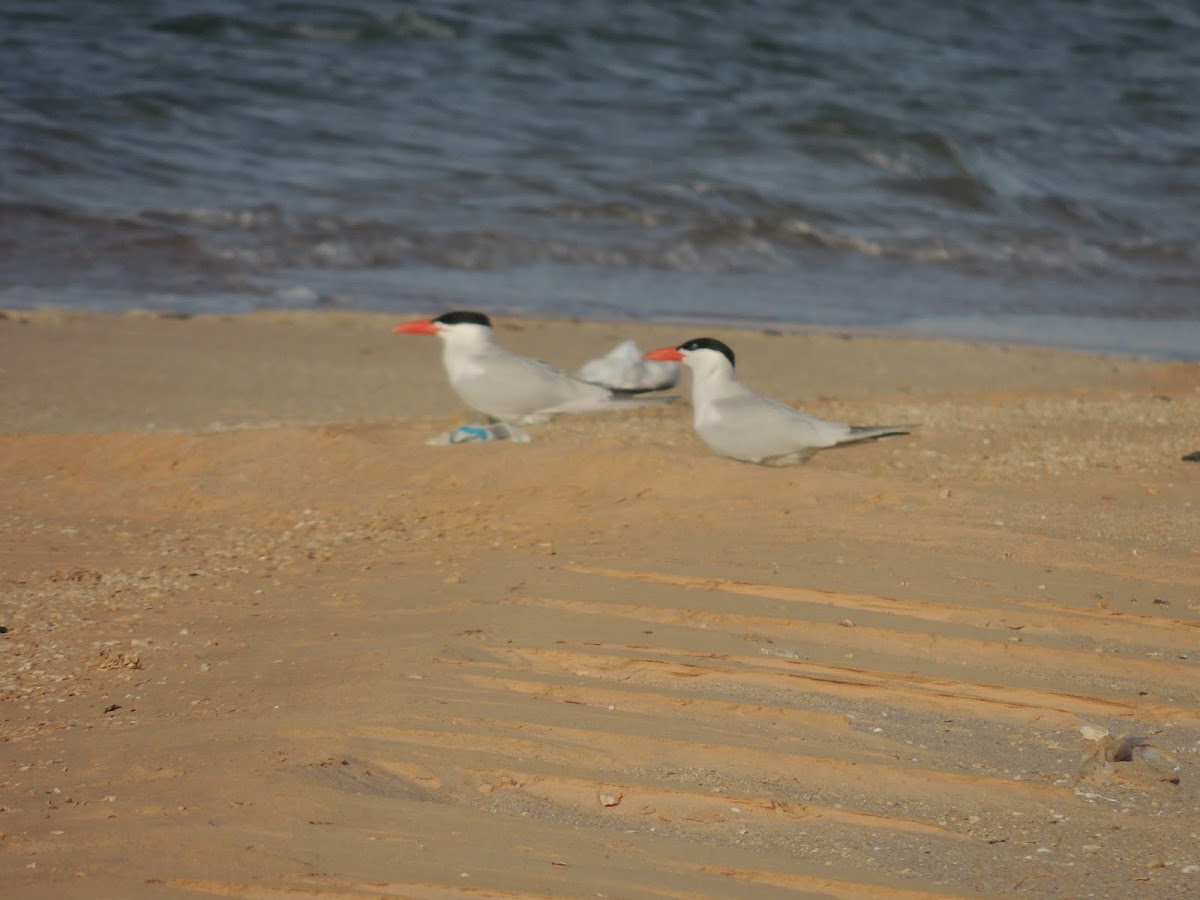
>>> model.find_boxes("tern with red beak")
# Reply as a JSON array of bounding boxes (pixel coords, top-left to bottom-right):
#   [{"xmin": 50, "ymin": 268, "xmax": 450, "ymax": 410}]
[
  {"xmin": 645, "ymin": 337, "xmax": 916, "ymax": 466},
  {"xmin": 396, "ymin": 311, "xmax": 670, "ymax": 424}
]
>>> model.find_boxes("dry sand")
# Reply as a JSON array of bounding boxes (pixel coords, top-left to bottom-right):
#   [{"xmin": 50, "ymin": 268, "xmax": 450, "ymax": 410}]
[{"xmin": 2, "ymin": 308, "xmax": 1199, "ymax": 899}]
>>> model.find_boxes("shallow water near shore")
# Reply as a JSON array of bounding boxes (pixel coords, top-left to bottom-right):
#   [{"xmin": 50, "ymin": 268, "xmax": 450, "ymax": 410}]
[{"xmin": 3, "ymin": 1, "xmax": 1198, "ymax": 357}]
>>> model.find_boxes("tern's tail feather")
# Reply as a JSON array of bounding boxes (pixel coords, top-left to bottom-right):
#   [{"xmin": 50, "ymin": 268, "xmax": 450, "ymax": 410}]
[
  {"xmin": 606, "ymin": 384, "xmax": 675, "ymax": 396},
  {"xmin": 840, "ymin": 423, "xmax": 920, "ymax": 446}
]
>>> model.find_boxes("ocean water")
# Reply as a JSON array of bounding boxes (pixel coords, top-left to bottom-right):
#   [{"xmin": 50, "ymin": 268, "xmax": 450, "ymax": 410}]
[{"xmin": 2, "ymin": 0, "xmax": 1198, "ymax": 357}]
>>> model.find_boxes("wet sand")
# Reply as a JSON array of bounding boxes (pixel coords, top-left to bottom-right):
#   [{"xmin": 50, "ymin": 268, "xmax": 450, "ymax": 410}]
[{"xmin": 2, "ymin": 309, "xmax": 1199, "ymax": 898}]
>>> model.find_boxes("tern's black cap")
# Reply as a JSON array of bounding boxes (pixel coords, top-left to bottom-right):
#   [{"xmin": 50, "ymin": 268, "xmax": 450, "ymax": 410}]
[
  {"xmin": 678, "ymin": 337, "xmax": 735, "ymax": 368},
  {"xmin": 433, "ymin": 310, "xmax": 492, "ymax": 327}
]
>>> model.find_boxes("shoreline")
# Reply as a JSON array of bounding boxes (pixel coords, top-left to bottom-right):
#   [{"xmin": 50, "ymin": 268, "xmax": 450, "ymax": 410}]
[
  {"xmin": 2, "ymin": 306, "xmax": 1185, "ymax": 436},
  {"xmin": 4, "ymin": 301, "xmax": 1199, "ymax": 363},
  {"xmin": 2, "ymin": 307, "xmax": 1198, "ymax": 897}
]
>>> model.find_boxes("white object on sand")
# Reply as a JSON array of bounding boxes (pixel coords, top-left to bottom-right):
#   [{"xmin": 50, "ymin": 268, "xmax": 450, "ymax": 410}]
[{"xmin": 575, "ymin": 339, "xmax": 680, "ymax": 393}]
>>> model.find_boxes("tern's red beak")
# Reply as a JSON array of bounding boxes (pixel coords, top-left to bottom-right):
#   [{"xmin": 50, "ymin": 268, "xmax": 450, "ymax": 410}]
[
  {"xmin": 644, "ymin": 345, "xmax": 684, "ymax": 362},
  {"xmin": 394, "ymin": 320, "xmax": 439, "ymax": 335}
]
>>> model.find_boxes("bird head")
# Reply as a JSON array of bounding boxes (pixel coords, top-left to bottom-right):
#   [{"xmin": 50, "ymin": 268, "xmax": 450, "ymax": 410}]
[
  {"xmin": 394, "ymin": 311, "xmax": 494, "ymax": 343},
  {"xmin": 645, "ymin": 337, "xmax": 735, "ymax": 374}
]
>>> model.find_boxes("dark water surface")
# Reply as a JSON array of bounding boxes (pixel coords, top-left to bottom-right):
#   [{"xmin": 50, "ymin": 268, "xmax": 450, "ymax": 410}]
[{"xmin": 2, "ymin": 1, "xmax": 1198, "ymax": 356}]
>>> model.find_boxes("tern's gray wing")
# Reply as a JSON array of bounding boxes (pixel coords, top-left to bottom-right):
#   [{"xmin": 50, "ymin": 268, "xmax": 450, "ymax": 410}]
[
  {"xmin": 697, "ymin": 391, "xmax": 917, "ymax": 464},
  {"xmin": 693, "ymin": 392, "xmax": 851, "ymax": 463},
  {"xmin": 450, "ymin": 346, "xmax": 618, "ymax": 422}
]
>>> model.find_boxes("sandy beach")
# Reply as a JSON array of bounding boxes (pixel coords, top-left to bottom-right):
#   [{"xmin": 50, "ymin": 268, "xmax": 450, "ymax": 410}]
[{"xmin": 2, "ymin": 308, "xmax": 1199, "ymax": 899}]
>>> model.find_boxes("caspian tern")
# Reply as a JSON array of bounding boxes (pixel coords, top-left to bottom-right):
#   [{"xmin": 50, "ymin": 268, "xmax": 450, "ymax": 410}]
[
  {"xmin": 395, "ymin": 311, "xmax": 671, "ymax": 424},
  {"xmin": 645, "ymin": 337, "xmax": 916, "ymax": 466}
]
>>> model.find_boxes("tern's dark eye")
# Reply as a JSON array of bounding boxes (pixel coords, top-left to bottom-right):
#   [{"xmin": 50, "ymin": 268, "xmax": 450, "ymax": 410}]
[
  {"xmin": 678, "ymin": 337, "xmax": 735, "ymax": 368},
  {"xmin": 433, "ymin": 310, "xmax": 492, "ymax": 327}
]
